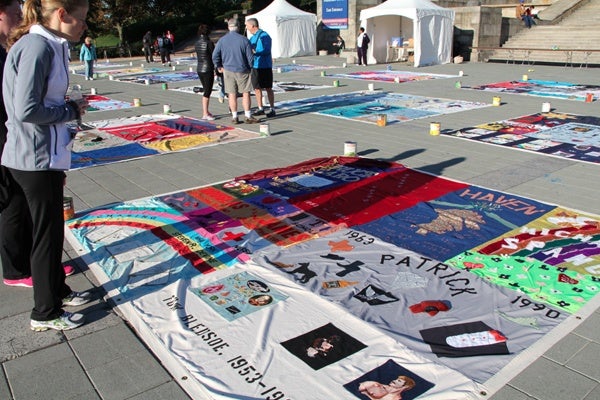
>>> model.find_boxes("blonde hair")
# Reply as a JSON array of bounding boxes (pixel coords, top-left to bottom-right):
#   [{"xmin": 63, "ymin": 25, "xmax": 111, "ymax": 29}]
[{"xmin": 8, "ymin": 0, "xmax": 88, "ymax": 47}]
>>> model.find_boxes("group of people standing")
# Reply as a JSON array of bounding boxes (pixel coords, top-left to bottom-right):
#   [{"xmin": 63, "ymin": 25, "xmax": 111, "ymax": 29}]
[
  {"xmin": 194, "ymin": 18, "xmax": 276, "ymax": 124},
  {"xmin": 142, "ymin": 29, "xmax": 175, "ymax": 65},
  {"xmin": 0, "ymin": 0, "xmax": 92, "ymax": 332}
]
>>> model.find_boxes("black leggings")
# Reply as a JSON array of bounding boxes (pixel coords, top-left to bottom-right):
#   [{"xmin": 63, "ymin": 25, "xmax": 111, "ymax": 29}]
[
  {"xmin": 5, "ymin": 168, "xmax": 71, "ymax": 320},
  {"xmin": 198, "ymin": 72, "xmax": 214, "ymax": 98}
]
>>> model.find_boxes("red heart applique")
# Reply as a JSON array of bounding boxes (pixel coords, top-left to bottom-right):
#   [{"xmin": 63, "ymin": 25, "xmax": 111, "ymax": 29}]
[
  {"xmin": 463, "ymin": 262, "xmax": 484, "ymax": 270},
  {"xmin": 558, "ymin": 273, "xmax": 578, "ymax": 285}
]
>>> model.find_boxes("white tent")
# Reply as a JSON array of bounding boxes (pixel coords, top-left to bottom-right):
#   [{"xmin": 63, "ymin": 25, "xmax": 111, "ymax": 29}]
[
  {"xmin": 360, "ymin": 0, "xmax": 455, "ymax": 67},
  {"xmin": 246, "ymin": 0, "xmax": 317, "ymax": 59}
]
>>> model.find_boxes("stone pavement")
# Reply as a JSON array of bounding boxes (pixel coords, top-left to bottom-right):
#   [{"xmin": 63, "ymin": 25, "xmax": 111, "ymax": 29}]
[{"xmin": 0, "ymin": 55, "xmax": 598, "ymax": 400}]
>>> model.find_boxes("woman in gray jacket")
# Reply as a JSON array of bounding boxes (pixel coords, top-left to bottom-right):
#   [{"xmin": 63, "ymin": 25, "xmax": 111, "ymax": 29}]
[{"xmin": 2, "ymin": 0, "xmax": 91, "ymax": 331}]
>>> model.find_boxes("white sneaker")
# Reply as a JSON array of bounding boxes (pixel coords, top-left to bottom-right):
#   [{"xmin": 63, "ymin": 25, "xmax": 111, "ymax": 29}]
[
  {"xmin": 89, "ymin": 77, "xmax": 94, "ymax": 81},
  {"xmin": 85, "ymin": 77, "xmax": 89, "ymax": 80},
  {"xmin": 201, "ymin": 114, "xmax": 216, "ymax": 121},
  {"xmin": 30, "ymin": 311, "xmax": 85, "ymax": 331},
  {"xmin": 62, "ymin": 291, "xmax": 92, "ymax": 307}
]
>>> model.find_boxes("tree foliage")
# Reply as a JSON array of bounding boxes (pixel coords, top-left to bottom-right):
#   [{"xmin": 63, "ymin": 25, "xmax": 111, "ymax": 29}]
[{"xmin": 88, "ymin": 0, "xmax": 317, "ymax": 44}]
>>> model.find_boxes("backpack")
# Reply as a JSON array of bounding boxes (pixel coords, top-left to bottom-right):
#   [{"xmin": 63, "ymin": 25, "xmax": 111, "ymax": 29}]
[
  {"xmin": 163, "ymin": 37, "xmax": 171, "ymax": 48},
  {"xmin": 363, "ymin": 34, "xmax": 370, "ymax": 45}
]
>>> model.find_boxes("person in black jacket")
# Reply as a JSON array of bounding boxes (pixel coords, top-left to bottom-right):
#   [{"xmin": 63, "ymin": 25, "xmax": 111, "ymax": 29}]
[
  {"xmin": 195, "ymin": 24, "xmax": 216, "ymax": 120},
  {"xmin": 157, "ymin": 33, "xmax": 171, "ymax": 66},
  {"xmin": 142, "ymin": 31, "xmax": 154, "ymax": 63}
]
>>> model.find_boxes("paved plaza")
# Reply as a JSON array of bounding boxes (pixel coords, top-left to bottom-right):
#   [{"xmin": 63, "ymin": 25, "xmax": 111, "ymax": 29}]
[{"xmin": 0, "ymin": 55, "xmax": 598, "ymax": 400}]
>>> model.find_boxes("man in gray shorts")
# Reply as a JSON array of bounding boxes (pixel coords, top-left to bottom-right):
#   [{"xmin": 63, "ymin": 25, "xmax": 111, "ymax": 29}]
[{"xmin": 212, "ymin": 18, "xmax": 259, "ymax": 124}]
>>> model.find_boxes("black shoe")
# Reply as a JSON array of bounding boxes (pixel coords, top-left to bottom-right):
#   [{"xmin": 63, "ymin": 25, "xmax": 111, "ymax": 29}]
[
  {"xmin": 231, "ymin": 117, "xmax": 241, "ymax": 125},
  {"xmin": 253, "ymin": 109, "xmax": 265, "ymax": 116},
  {"xmin": 245, "ymin": 117, "xmax": 259, "ymax": 124},
  {"xmin": 265, "ymin": 109, "xmax": 276, "ymax": 118}
]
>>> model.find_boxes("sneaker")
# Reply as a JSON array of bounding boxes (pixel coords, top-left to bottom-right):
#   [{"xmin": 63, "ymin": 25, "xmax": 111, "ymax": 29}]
[
  {"xmin": 245, "ymin": 117, "xmax": 259, "ymax": 124},
  {"xmin": 3, "ymin": 277, "xmax": 33, "ymax": 288},
  {"xmin": 201, "ymin": 114, "xmax": 216, "ymax": 121},
  {"xmin": 266, "ymin": 109, "xmax": 276, "ymax": 118},
  {"xmin": 62, "ymin": 291, "xmax": 92, "ymax": 307},
  {"xmin": 231, "ymin": 117, "xmax": 241, "ymax": 125},
  {"xmin": 31, "ymin": 311, "xmax": 85, "ymax": 331},
  {"xmin": 253, "ymin": 109, "xmax": 265, "ymax": 116},
  {"xmin": 64, "ymin": 265, "xmax": 75, "ymax": 276},
  {"xmin": 89, "ymin": 77, "xmax": 94, "ymax": 81}
]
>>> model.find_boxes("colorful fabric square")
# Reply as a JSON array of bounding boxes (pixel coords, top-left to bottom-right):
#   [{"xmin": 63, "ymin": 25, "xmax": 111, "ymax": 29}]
[
  {"xmin": 69, "ymin": 115, "xmax": 259, "ymax": 169},
  {"xmin": 328, "ymin": 70, "xmax": 455, "ymax": 83},
  {"xmin": 272, "ymin": 64, "xmax": 337, "ymax": 73},
  {"xmin": 71, "ymin": 143, "xmax": 159, "ymax": 169},
  {"xmin": 190, "ymin": 271, "xmax": 288, "ymax": 321},
  {"xmin": 474, "ymin": 207, "xmax": 600, "ymax": 275},
  {"xmin": 465, "ymin": 79, "xmax": 600, "ymax": 101},
  {"xmin": 254, "ymin": 228, "xmax": 566, "ymax": 383},
  {"xmin": 357, "ymin": 185, "xmax": 553, "ymax": 260},
  {"xmin": 447, "ymin": 251, "xmax": 598, "ymax": 313},
  {"xmin": 117, "ymin": 71, "xmax": 198, "ymax": 84},
  {"xmin": 235, "ymin": 156, "xmax": 405, "ymax": 200},
  {"xmin": 67, "ymin": 198, "xmax": 247, "ymax": 283},
  {"xmin": 420, "ymin": 321, "xmax": 509, "ymax": 358},
  {"xmin": 84, "ymin": 94, "xmax": 133, "ymax": 111},
  {"xmin": 442, "ymin": 112, "xmax": 600, "ymax": 164},
  {"xmin": 344, "ymin": 359, "xmax": 435, "ymax": 400},
  {"xmin": 280, "ymin": 322, "xmax": 367, "ymax": 370},
  {"xmin": 277, "ymin": 92, "xmax": 489, "ymax": 125},
  {"xmin": 290, "ymin": 168, "xmax": 468, "ymax": 227}
]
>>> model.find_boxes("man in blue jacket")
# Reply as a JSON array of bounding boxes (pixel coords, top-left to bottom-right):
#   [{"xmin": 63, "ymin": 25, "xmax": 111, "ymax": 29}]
[
  {"xmin": 212, "ymin": 18, "xmax": 259, "ymax": 124},
  {"xmin": 246, "ymin": 18, "xmax": 275, "ymax": 118}
]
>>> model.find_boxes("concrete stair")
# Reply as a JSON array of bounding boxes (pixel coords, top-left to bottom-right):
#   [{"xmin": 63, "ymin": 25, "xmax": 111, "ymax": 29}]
[{"xmin": 488, "ymin": 0, "xmax": 600, "ymax": 66}]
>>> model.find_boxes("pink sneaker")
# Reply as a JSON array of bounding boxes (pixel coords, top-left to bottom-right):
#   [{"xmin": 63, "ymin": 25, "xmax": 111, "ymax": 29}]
[
  {"xmin": 63, "ymin": 265, "xmax": 75, "ymax": 276},
  {"xmin": 3, "ymin": 277, "xmax": 33, "ymax": 288}
]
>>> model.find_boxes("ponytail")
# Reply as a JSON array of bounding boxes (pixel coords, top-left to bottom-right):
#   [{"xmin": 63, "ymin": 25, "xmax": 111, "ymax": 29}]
[{"xmin": 7, "ymin": 0, "xmax": 88, "ymax": 48}]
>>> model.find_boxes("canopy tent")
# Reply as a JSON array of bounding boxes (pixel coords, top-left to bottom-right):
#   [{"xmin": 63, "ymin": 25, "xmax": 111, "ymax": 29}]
[
  {"xmin": 246, "ymin": 0, "xmax": 317, "ymax": 59},
  {"xmin": 360, "ymin": 0, "xmax": 455, "ymax": 67}
]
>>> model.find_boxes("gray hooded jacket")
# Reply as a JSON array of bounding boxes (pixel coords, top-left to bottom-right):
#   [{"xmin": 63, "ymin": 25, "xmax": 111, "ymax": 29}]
[{"xmin": 2, "ymin": 24, "xmax": 78, "ymax": 171}]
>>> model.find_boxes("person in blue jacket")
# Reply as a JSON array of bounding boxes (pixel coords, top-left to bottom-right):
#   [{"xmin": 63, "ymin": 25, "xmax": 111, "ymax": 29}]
[
  {"xmin": 79, "ymin": 35, "xmax": 96, "ymax": 80},
  {"xmin": 246, "ymin": 18, "xmax": 275, "ymax": 118}
]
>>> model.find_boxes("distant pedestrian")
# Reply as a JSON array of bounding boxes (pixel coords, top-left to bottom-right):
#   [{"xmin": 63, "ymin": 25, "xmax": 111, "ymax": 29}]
[
  {"xmin": 142, "ymin": 30, "xmax": 154, "ymax": 63},
  {"xmin": 212, "ymin": 18, "xmax": 259, "ymax": 125},
  {"xmin": 194, "ymin": 24, "xmax": 216, "ymax": 121},
  {"xmin": 357, "ymin": 27, "xmax": 370, "ymax": 66},
  {"xmin": 79, "ymin": 36, "xmax": 97, "ymax": 80},
  {"xmin": 157, "ymin": 33, "xmax": 171, "ymax": 66},
  {"xmin": 333, "ymin": 35, "xmax": 345, "ymax": 56},
  {"xmin": 165, "ymin": 30, "xmax": 175, "ymax": 54},
  {"xmin": 2, "ymin": 0, "xmax": 92, "ymax": 332},
  {"xmin": 246, "ymin": 18, "xmax": 276, "ymax": 118}
]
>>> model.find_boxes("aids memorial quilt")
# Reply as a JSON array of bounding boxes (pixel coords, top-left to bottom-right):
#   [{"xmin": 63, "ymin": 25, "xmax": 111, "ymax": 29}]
[
  {"xmin": 273, "ymin": 64, "xmax": 338, "ymax": 73},
  {"xmin": 70, "ymin": 114, "xmax": 260, "ymax": 169},
  {"xmin": 442, "ymin": 112, "xmax": 600, "ymax": 164},
  {"xmin": 83, "ymin": 66, "xmax": 169, "ymax": 79},
  {"xmin": 84, "ymin": 94, "xmax": 134, "ymax": 112},
  {"xmin": 66, "ymin": 156, "xmax": 600, "ymax": 399},
  {"xmin": 328, "ymin": 70, "xmax": 456, "ymax": 83},
  {"xmin": 464, "ymin": 80, "xmax": 600, "ymax": 102},
  {"xmin": 276, "ymin": 92, "xmax": 489, "ymax": 125},
  {"xmin": 171, "ymin": 81, "xmax": 332, "ymax": 97},
  {"xmin": 116, "ymin": 71, "xmax": 198, "ymax": 84}
]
